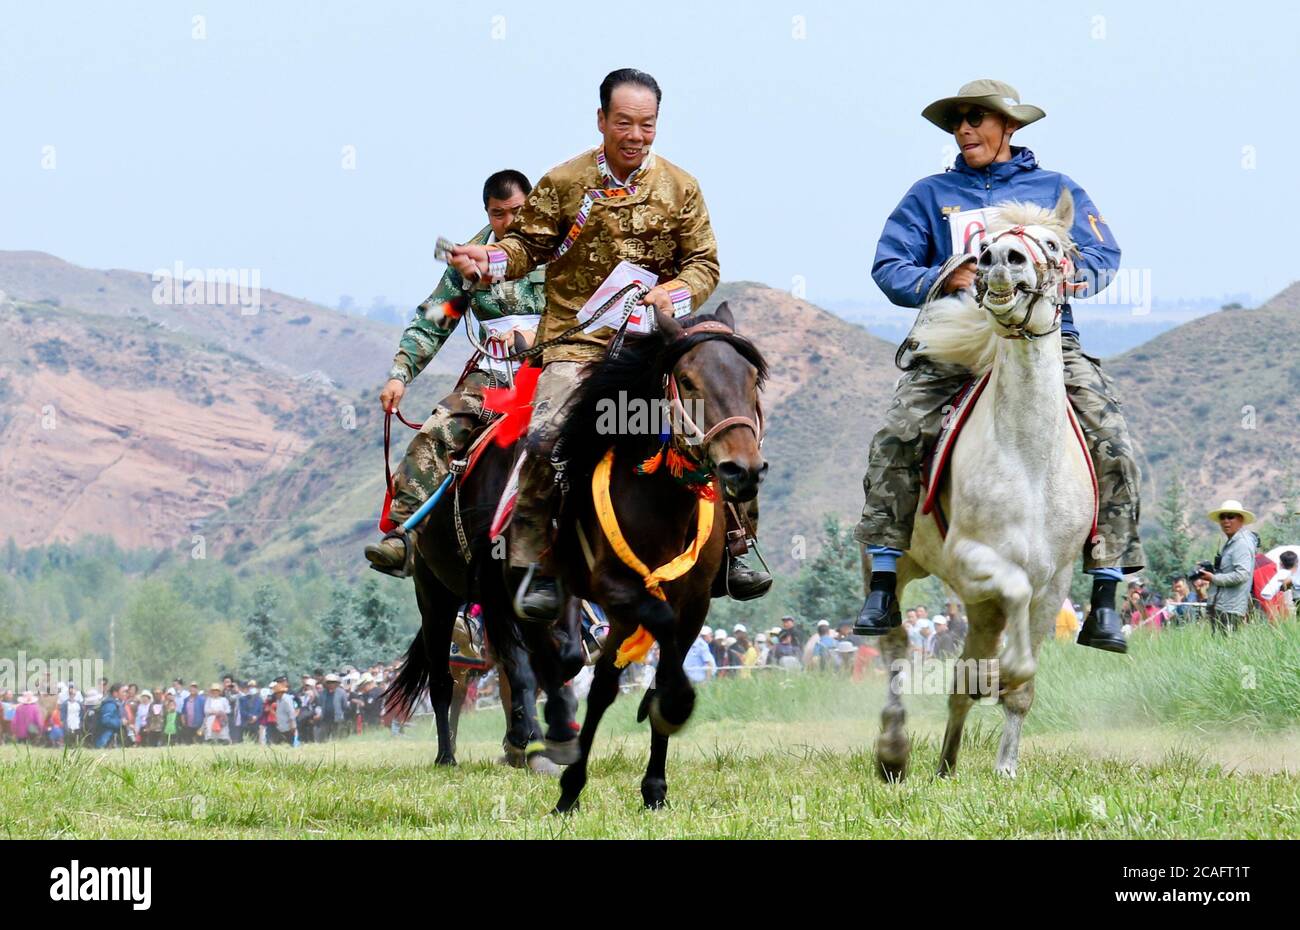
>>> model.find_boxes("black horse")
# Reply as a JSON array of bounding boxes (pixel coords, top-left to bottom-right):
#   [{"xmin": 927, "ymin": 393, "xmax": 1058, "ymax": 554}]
[
  {"xmin": 549, "ymin": 303, "xmax": 768, "ymax": 811},
  {"xmin": 383, "ymin": 418, "xmax": 584, "ymax": 770}
]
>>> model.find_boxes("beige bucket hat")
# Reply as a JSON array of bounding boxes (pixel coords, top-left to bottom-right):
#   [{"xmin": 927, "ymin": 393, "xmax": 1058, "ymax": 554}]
[
  {"xmin": 922, "ymin": 79, "xmax": 1046, "ymax": 133},
  {"xmin": 1207, "ymin": 500, "xmax": 1256, "ymax": 524}
]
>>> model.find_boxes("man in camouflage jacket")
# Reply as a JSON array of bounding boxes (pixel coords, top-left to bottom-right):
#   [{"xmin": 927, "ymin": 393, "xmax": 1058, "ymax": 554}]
[{"xmin": 365, "ymin": 170, "xmax": 545, "ymax": 576}]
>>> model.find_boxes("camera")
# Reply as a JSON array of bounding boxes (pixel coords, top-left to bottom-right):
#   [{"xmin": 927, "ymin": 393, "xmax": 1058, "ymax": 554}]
[{"xmin": 1187, "ymin": 560, "xmax": 1214, "ymax": 581}]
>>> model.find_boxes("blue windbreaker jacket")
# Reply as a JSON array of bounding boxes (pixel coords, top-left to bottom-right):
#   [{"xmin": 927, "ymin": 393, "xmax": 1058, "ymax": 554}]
[{"xmin": 871, "ymin": 146, "xmax": 1120, "ymax": 338}]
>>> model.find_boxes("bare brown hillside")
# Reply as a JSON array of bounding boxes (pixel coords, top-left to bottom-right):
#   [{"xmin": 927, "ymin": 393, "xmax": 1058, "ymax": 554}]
[
  {"xmin": 0, "ymin": 250, "xmax": 469, "ymax": 390},
  {"xmin": 0, "ymin": 301, "xmax": 341, "ymax": 550},
  {"xmin": 1108, "ymin": 282, "xmax": 1300, "ymax": 526}
]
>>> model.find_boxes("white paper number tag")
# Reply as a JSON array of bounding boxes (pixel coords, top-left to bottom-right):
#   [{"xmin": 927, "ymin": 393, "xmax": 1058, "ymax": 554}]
[{"xmin": 947, "ymin": 207, "xmax": 1003, "ymax": 258}]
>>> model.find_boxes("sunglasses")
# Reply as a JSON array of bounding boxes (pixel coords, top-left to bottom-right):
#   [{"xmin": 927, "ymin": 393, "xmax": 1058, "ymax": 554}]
[{"xmin": 948, "ymin": 107, "xmax": 990, "ymax": 132}]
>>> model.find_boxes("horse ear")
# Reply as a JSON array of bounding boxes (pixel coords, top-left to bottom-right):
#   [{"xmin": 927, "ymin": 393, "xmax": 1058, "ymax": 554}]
[
  {"xmin": 714, "ymin": 301, "xmax": 736, "ymax": 331},
  {"xmin": 655, "ymin": 308, "xmax": 683, "ymax": 340},
  {"xmin": 1053, "ymin": 188, "xmax": 1075, "ymax": 231}
]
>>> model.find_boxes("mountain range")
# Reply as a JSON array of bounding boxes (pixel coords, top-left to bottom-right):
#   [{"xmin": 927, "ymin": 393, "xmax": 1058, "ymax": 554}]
[{"xmin": 3, "ymin": 250, "xmax": 1297, "ymax": 574}]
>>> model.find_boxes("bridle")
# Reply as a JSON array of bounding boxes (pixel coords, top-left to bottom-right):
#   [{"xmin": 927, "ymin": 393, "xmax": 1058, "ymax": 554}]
[
  {"xmin": 662, "ymin": 320, "xmax": 765, "ymax": 459},
  {"xmin": 974, "ymin": 225, "xmax": 1076, "ymax": 341}
]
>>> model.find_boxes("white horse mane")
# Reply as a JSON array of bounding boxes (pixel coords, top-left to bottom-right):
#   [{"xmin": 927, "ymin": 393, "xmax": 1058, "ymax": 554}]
[{"xmin": 913, "ymin": 200, "xmax": 1074, "ymax": 374}]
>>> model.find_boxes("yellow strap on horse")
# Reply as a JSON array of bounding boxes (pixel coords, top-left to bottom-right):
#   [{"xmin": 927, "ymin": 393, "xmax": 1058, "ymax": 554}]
[{"xmin": 592, "ymin": 448, "xmax": 715, "ymax": 667}]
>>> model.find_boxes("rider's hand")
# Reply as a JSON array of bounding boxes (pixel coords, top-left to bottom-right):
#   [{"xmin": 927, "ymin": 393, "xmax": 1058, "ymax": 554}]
[
  {"xmin": 380, "ymin": 378, "xmax": 406, "ymax": 413},
  {"xmin": 943, "ymin": 265, "xmax": 977, "ymax": 294},
  {"xmin": 450, "ymin": 244, "xmax": 490, "ymax": 282},
  {"xmin": 640, "ymin": 284, "xmax": 677, "ymax": 316}
]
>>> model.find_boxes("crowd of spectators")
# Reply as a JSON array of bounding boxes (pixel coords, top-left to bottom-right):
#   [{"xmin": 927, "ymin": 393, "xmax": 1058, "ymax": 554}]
[
  {"xmin": 678, "ymin": 604, "xmax": 972, "ymax": 685},
  {"xmin": 0, "ymin": 662, "xmax": 400, "ymax": 750}
]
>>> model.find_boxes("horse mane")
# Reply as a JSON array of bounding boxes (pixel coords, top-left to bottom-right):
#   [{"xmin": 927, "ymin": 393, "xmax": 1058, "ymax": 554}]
[
  {"xmin": 553, "ymin": 311, "xmax": 769, "ymax": 492},
  {"xmin": 912, "ymin": 292, "xmax": 998, "ymax": 373},
  {"xmin": 912, "ymin": 199, "xmax": 1075, "ymax": 374}
]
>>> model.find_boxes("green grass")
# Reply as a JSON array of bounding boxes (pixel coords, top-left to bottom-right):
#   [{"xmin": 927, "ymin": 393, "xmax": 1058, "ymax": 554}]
[{"xmin": 2, "ymin": 623, "xmax": 1298, "ymax": 838}]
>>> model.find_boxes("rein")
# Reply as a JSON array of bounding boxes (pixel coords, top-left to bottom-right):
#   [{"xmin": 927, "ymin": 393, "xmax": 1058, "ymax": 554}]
[
  {"xmin": 461, "ymin": 281, "xmax": 648, "ymax": 365},
  {"xmin": 382, "ymin": 407, "xmax": 425, "ymax": 495}
]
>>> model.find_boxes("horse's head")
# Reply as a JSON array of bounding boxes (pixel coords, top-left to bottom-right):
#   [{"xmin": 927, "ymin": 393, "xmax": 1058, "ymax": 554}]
[
  {"xmin": 656, "ymin": 303, "xmax": 768, "ymax": 502},
  {"xmin": 976, "ymin": 189, "xmax": 1077, "ymax": 339}
]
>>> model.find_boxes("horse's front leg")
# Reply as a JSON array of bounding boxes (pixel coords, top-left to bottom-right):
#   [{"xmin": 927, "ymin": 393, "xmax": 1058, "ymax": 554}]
[
  {"xmin": 951, "ymin": 540, "xmax": 1035, "ymax": 690},
  {"xmin": 554, "ymin": 648, "xmax": 622, "ymax": 814},
  {"xmin": 995, "ymin": 679, "xmax": 1035, "ymax": 777},
  {"xmin": 635, "ymin": 595, "xmax": 693, "ymax": 737},
  {"xmin": 537, "ymin": 601, "xmax": 584, "ymax": 765},
  {"xmin": 937, "ymin": 601, "xmax": 1001, "ymax": 777},
  {"xmin": 876, "ymin": 625, "xmax": 911, "ymax": 781},
  {"xmin": 638, "ymin": 593, "xmax": 709, "ymax": 809},
  {"xmin": 496, "ymin": 636, "xmax": 558, "ymax": 775}
]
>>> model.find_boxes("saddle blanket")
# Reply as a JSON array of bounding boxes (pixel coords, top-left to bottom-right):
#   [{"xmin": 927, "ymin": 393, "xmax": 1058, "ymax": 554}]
[{"xmin": 921, "ymin": 372, "xmax": 1097, "ymax": 539}]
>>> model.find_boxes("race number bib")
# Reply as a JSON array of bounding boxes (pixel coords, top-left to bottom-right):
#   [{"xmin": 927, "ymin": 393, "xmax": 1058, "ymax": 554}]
[
  {"xmin": 947, "ymin": 207, "xmax": 1003, "ymax": 258},
  {"xmin": 476, "ymin": 314, "xmax": 541, "ymax": 376}
]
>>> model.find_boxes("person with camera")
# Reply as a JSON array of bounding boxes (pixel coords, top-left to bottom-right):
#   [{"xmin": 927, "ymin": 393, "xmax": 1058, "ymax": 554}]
[{"xmin": 1199, "ymin": 500, "xmax": 1258, "ymax": 632}]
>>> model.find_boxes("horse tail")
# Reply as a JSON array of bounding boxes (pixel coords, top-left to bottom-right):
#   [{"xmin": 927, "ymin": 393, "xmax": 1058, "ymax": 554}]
[{"xmin": 382, "ymin": 630, "xmax": 431, "ymax": 725}]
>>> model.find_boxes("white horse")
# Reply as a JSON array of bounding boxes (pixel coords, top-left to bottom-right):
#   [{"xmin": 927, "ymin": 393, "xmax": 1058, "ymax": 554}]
[{"xmin": 876, "ymin": 191, "xmax": 1095, "ymax": 779}]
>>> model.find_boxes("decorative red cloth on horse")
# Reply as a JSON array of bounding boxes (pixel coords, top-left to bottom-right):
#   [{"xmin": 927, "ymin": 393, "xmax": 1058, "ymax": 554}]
[{"xmin": 922, "ymin": 373, "xmax": 1097, "ymax": 540}]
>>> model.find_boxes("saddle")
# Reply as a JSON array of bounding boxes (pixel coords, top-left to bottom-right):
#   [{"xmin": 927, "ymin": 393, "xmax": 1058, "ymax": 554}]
[{"xmin": 920, "ymin": 373, "xmax": 1097, "ymax": 539}]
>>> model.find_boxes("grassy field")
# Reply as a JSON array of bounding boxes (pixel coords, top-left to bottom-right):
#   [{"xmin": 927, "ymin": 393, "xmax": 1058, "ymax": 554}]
[{"xmin": 2, "ymin": 623, "xmax": 1298, "ymax": 839}]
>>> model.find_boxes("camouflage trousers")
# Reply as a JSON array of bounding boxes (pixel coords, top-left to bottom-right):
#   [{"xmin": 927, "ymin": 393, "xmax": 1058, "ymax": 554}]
[
  {"xmin": 509, "ymin": 361, "xmax": 587, "ymax": 569},
  {"xmin": 389, "ymin": 371, "xmax": 495, "ymax": 526},
  {"xmin": 854, "ymin": 334, "xmax": 1146, "ymax": 572}
]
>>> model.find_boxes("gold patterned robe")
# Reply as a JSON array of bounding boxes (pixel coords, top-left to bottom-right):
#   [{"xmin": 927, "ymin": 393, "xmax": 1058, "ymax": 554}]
[{"xmin": 485, "ymin": 147, "xmax": 720, "ymax": 363}]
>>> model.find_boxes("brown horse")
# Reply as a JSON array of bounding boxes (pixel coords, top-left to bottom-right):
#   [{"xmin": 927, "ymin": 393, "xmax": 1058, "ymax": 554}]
[{"xmin": 549, "ymin": 303, "xmax": 768, "ymax": 812}]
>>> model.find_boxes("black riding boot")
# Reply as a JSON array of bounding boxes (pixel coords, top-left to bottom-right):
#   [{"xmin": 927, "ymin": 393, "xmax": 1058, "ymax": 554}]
[
  {"xmin": 514, "ymin": 565, "xmax": 562, "ymax": 623},
  {"xmin": 1077, "ymin": 576, "xmax": 1127, "ymax": 653},
  {"xmin": 725, "ymin": 553, "xmax": 773, "ymax": 601},
  {"xmin": 854, "ymin": 571, "xmax": 901, "ymax": 636}
]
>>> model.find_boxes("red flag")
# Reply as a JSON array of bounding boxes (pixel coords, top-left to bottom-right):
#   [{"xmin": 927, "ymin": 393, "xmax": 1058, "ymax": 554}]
[{"xmin": 481, "ymin": 363, "xmax": 541, "ymax": 448}]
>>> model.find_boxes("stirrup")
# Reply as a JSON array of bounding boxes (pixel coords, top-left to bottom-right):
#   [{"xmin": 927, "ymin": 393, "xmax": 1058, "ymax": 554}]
[
  {"xmin": 512, "ymin": 563, "xmax": 563, "ymax": 623},
  {"xmin": 368, "ymin": 526, "xmax": 416, "ymax": 579}
]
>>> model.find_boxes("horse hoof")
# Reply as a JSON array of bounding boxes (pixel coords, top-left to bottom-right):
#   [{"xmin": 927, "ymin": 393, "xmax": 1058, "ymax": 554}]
[
  {"xmin": 876, "ymin": 755, "xmax": 907, "ymax": 782},
  {"xmin": 497, "ymin": 746, "xmax": 527, "ymax": 769},
  {"xmin": 875, "ymin": 734, "xmax": 910, "ymax": 783},
  {"xmin": 435, "ymin": 755, "xmax": 457, "ymax": 767},
  {"xmin": 648, "ymin": 690, "xmax": 695, "ymax": 737},
  {"xmin": 543, "ymin": 737, "xmax": 580, "ymax": 766},
  {"xmin": 552, "ymin": 796, "xmax": 580, "ymax": 816},
  {"xmin": 528, "ymin": 753, "xmax": 563, "ymax": 777},
  {"xmin": 641, "ymin": 779, "xmax": 668, "ymax": 809}
]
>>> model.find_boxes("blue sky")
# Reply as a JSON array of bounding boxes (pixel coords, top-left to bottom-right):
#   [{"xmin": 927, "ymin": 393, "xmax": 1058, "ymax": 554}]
[{"xmin": 3, "ymin": 0, "xmax": 1297, "ymax": 316}]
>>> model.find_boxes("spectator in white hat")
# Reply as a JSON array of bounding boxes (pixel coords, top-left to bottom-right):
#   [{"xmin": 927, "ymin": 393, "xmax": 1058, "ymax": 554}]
[
  {"xmin": 728, "ymin": 626, "xmax": 756, "ymax": 678},
  {"xmin": 684, "ymin": 626, "xmax": 717, "ymax": 684},
  {"xmin": 202, "ymin": 684, "xmax": 231, "ymax": 743},
  {"xmin": 1200, "ymin": 500, "xmax": 1257, "ymax": 631},
  {"xmin": 754, "ymin": 632, "xmax": 770, "ymax": 666}
]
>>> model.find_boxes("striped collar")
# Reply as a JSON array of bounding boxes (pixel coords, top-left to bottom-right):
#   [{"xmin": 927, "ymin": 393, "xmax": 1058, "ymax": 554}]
[{"xmin": 597, "ymin": 147, "xmax": 654, "ymax": 186}]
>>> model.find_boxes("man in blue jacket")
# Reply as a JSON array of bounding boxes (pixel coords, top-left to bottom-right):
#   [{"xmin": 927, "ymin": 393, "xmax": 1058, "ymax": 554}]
[
  {"xmin": 94, "ymin": 684, "xmax": 124, "ymax": 749},
  {"xmin": 854, "ymin": 80, "xmax": 1143, "ymax": 653}
]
